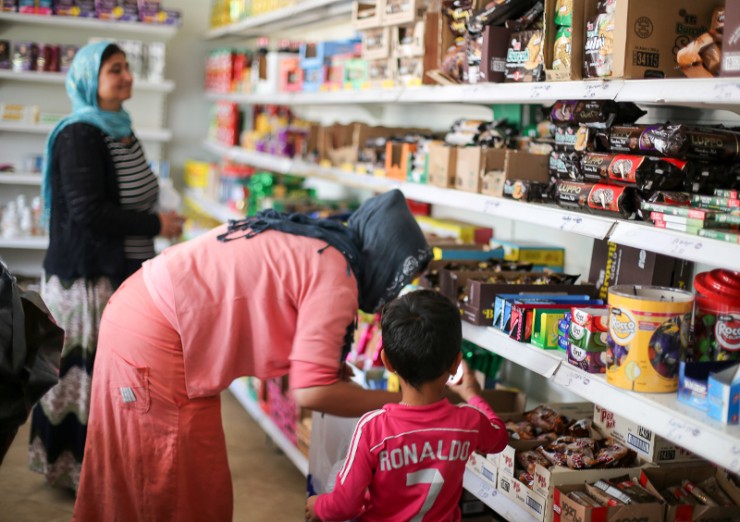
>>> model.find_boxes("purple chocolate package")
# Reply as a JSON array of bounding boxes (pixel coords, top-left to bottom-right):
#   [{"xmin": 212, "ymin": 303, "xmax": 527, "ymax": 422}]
[
  {"xmin": 1, "ymin": 0, "xmax": 17, "ymax": 13},
  {"xmin": 54, "ymin": 0, "xmax": 76, "ymax": 15},
  {"xmin": 137, "ymin": 0, "xmax": 159, "ymax": 22},
  {"xmin": 95, "ymin": 0, "xmax": 120, "ymax": 20},
  {"xmin": 60, "ymin": 45, "xmax": 78, "ymax": 73},
  {"xmin": 120, "ymin": 0, "xmax": 138, "ymax": 21},
  {"xmin": 0, "ymin": 40, "xmax": 10, "ymax": 69}
]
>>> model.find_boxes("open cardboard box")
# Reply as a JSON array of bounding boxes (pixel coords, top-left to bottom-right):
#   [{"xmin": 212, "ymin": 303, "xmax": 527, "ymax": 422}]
[
  {"xmin": 480, "ymin": 149, "xmax": 549, "ymax": 197},
  {"xmin": 427, "ymin": 141, "xmax": 458, "ymax": 188},
  {"xmin": 583, "ymin": 0, "xmax": 721, "ymax": 79},
  {"xmin": 552, "ymin": 483, "xmax": 665, "ymax": 522},
  {"xmin": 639, "ymin": 465, "xmax": 740, "ymax": 522}
]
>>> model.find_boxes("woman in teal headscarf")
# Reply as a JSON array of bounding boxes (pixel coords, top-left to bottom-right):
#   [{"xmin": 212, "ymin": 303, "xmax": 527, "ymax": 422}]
[{"xmin": 28, "ymin": 41, "xmax": 183, "ymax": 492}]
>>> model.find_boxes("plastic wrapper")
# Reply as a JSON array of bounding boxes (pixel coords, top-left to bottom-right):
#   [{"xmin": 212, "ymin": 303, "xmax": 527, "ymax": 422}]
[
  {"xmin": 554, "ymin": 125, "xmax": 579, "ymax": 151},
  {"xmin": 550, "ymin": 150, "xmax": 583, "ymax": 181},
  {"xmin": 569, "ymin": 490, "xmax": 602, "ymax": 507},
  {"xmin": 685, "ymin": 162, "xmax": 740, "ymax": 195},
  {"xmin": 556, "ymin": 181, "xmax": 641, "ymax": 219},
  {"xmin": 440, "ymin": 40, "xmax": 468, "ymax": 83},
  {"xmin": 550, "ymin": 100, "xmax": 646, "ymax": 129},
  {"xmin": 552, "ymin": 26, "xmax": 572, "ymax": 71},
  {"xmin": 503, "ymin": 179, "xmax": 549, "ymax": 202},
  {"xmin": 593, "ymin": 125, "xmax": 662, "ymax": 155},
  {"xmin": 517, "ymin": 450, "xmax": 551, "ymax": 474},
  {"xmin": 505, "ymin": 29, "xmax": 545, "ymax": 82},
  {"xmin": 505, "ymin": 1, "xmax": 544, "ymax": 31},
  {"xmin": 683, "ymin": 480, "xmax": 718, "ymax": 506},
  {"xmin": 525, "ymin": 405, "xmax": 569, "ymax": 433},
  {"xmin": 594, "ymin": 440, "xmax": 635, "ymax": 468},
  {"xmin": 649, "ymin": 124, "xmax": 740, "ymax": 162},
  {"xmin": 565, "ymin": 418, "xmax": 594, "ymax": 438},
  {"xmin": 586, "ymin": 483, "xmax": 624, "ymax": 506},
  {"xmin": 468, "ymin": 0, "xmax": 539, "ymax": 34},
  {"xmin": 554, "ymin": 0, "xmax": 573, "ymax": 26},
  {"xmin": 518, "ymin": 469, "xmax": 535, "ymax": 487},
  {"xmin": 579, "ymin": 152, "xmax": 687, "ymax": 193},
  {"xmin": 537, "ymin": 436, "xmax": 598, "ymax": 469},
  {"xmin": 583, "ymin": 0, "xmax": 615, "ymax": 78},
  {"xmin": 612, "ymin": 477, "xmax": 661, "ymax": 504},
  {"xmin": 506, "ymin": 420, "xmax": 535, "ymax": 440},
  {"xmin": 443, "ymin": 0, "xmax": 475, "ymax": 37},
  {"xmin": 698, "ymin": 476, "xmax": 736, "ymax": 506}
]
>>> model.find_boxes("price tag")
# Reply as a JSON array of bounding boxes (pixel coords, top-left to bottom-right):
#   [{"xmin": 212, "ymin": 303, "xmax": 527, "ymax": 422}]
[
  {"xmin": 482, "ymin": 199, "xmax": 502, "ymax": 215},
  {"xmin": 556, "ymin": 368, "xmax": 591, "ymax": 388},
  {"xmin": 667, "ymin": 236, "xmax": 704, "ymax": 257},
  {"xmin": 712, "ymin": 82, "xmax": 740, "ymax": 102},
  {"xmin": 559, "ymin": 214, "xmax": 584, "ymax": 232},
  {"xmin": 666, "ymin": 418, "xmax": 701, "ymax": 443},
  {"xmin": 530, "ymin": 84, "xmax": 552, "ymax": 99}
]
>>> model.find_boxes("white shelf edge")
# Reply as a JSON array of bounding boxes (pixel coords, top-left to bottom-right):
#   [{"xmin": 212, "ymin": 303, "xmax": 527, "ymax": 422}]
[
  {"xmin": 463, "ymin": 470, "xmax": 537, "ymax": 522},
  {"xmin": 0, "ymin": 173, "xmax": 42, "ymax": 185},
  {"xmin": 463, "ymin": 322, "xmax": 740, "ymax": 474},
  {"xmin": 0, "ymin": 70, "xmax": 175, "ymax": 92},
  {"xmin": 0, "ymin": 12, "xmax": 178, "ymax": 38},
  {"xmin": 204, "ymin": 78, "xmax": 740, "ymax": 106},
  {"xmin": 0, "ymin": 122, "xmax": 172, "ymax": 142},
  {"xmin": 205, "ymin": 0, "xmax": 350, "ymax": 39},
  {"xmin": 184, "ymin": 189, "xmax": 244, "ymax": 223},
  {"xmin": 228, "ymin": 379, "xmax": 309, "ymax": 477},
  {"xmin": 0, "ymin": 237, "xmax": 49, "ymax": 249},
  {"xmin": 609, "ymin": 221, "xmax": 740, "ymax": 272}
]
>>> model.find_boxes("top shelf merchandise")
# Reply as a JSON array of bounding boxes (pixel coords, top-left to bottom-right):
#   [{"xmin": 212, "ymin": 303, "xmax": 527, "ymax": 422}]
[{"xmin": 0, "ymin": 12, "xmax": 179, "ymax": 40}]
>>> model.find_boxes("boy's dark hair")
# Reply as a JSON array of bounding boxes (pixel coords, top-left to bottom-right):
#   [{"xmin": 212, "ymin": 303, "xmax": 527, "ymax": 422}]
[
  {"xmin": 381, "ymin": 289, "xmax": 461, "ymax": 390},
  {"xmin": 101, "ymin": 43, "xmax": 126, "ymax": 65}
]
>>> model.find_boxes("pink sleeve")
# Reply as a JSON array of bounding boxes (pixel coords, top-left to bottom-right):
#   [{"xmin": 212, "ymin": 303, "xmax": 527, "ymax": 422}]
[
  {"xmin": 314, "ymin": 413, "xmax": 375, "ymax": 521},
  {"xmin": 467, "ymin": 395, "xmax": 509, "ymax": 455},
  {"xmin": 289, "ymin": 284, "xmax": 358, "ymax": 390}
]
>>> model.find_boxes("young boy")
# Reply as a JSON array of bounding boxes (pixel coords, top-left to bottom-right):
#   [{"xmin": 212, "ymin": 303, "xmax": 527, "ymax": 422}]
[{"xmin": 305, "ymin": 289, "xmax": 509, "ymax": 522}]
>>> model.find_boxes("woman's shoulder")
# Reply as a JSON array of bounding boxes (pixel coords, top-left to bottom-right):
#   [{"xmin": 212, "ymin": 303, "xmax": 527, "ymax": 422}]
[{"xmin": 56, "ymin": 122, "xmax": 107, "ymax": 142}]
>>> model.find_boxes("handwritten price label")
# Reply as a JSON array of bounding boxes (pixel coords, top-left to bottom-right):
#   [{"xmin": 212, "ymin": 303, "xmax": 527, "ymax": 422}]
[
  {"xmin": 583, "ymin": 81, "xmax": 616, "ymax": 100},
  {"xmin": 558, "ymin": 368, "xmax": 591, "ymax": 388},
  {"xmin": 668, "ymin": 237, "xmax": 703, "ymax": 257},
  {"xmin": 482, "ymin": 199, "xmax": 502, "ymax": 215},
  {"xmin": 712, "ymin": 82, "xmax": 740, "ymax": 102},
  {"xmin": 560, "ymin": 214, "xmax": 584, "ymax": 231},
  {"xmin": 530, "ymin": 84, "xmax": 553, "ymax": 99},
  {"xmin": 666, "ymin": 418, "xmax": 701, "ymax": 443}
]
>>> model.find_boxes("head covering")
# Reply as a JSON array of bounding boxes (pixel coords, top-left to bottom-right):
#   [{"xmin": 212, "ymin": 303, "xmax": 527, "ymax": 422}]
[
  {"xmin": 218, "ymin": 189, "xmax": 432, "ymax": 313},
  {"xmin": 41, "ymin": 41, "xmax": 133, "ymax": 223}
]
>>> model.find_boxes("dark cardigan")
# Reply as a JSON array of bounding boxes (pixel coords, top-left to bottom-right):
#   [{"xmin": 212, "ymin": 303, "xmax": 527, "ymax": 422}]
[{"xmin": 43, "ymin": 123, "xmax": 161, "ymax": 283}]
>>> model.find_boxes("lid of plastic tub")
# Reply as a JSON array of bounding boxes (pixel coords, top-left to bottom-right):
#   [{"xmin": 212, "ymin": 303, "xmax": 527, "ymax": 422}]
[{"xmin": 694, "ymin": 270, "xmax": 740, "ymax": 305}]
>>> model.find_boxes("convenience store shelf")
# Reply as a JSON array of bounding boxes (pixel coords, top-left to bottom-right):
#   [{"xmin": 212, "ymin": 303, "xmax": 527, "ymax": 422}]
[
  {"xmin": 204, "ymin": 143, "xmax": 740, "ymax": 268},
  {"xmin": 205, "ymin": 78, "xmax": 740, "ymax": 107},
  {"xmin": 228, "ymin": 378, "xmax": 309, "ymax": 477},
  {"xmin": 462, "ymin": 322, "xmax": 740, "ymax": 475},
  {"xmin": 205, "ymin": 0, "xmax": 352, "ymax": 40},
  {"xmin": 463, "ymin": 470, "xmax": 537, "ymax": 522},
  {"xmin": 0, "ymin": 121, "xmax": 173, "ymax": 142},
  {"xmin": 184, "ymin": 189, "xmax": 244, "ymax": 223},
  {"xmin": 0, "ymin": 12, "xmax": 179, "ymax": 38},
  {"xmin": 0, "ymin": 236, "xmax": 49, "ymax": 249},
  {"xmin": 0, "ymin": 70, "xmax": 176, "ymax": 92},
  {"xmin": 0, "ymin": 173, "xmax": 42, "ymax": 185}
]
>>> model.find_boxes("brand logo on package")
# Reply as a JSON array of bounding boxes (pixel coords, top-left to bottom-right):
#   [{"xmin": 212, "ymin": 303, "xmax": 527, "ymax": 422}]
[
  {"xmin": 627, "ymin": 432, "xmax": 651, "ymax": 455},
  {"xmin": 634, "ymin": 16, "xmax": 654, "ymax": 39},
  {"xmin": 610, "ymin": 307, "xmax": 637, "ymax": 345},
  {"xmin": 570, "ymin": 345, "xmax": 588, "ymax": 362},
  {"xmin": 716, "ymin": 314, "xmax": 740, "ymax": 351}
]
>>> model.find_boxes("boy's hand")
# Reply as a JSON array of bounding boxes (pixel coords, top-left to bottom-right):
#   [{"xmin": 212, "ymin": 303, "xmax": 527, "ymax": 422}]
[
  {"xmin": 305, "ymin": 495, "xmax": 321, "ymax": 522},
  {"xmin": 448, "ymin": 361, "xmax": 482, "ymax": 402}
]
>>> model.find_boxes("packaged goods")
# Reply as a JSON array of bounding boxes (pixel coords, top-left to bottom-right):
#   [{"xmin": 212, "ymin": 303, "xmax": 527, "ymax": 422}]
[
  {"xmin": 692, "ymin": 270, "xmax": 740, "ymax": 362},
  {"xmin": 583, "ymin": 0, "xmax": 614, "ymax": 78},
  {"xmin": 555, "ymin": 181, "xmax": 640, "ymax": 219},
  {"xmin": 579, "ymin": 152, "xmax": 687, "ymax": 193},
  {"xmin": 505, "ymin": 29, "xmax": 545, "ymax": 82},
  {"xmin": 551, "ymin": 26, "xmax": 571, "ymax": 71},
  {"xmin": 606, "ymin": 285, "xmax": 694, "ymax": 392},
  {"xmin": 549, "ymin": 100, "xmax": 645, "ymax": 129},
  {"xmin": 505, "ymin": 0, "xmax": 543, "ymax": 31}
]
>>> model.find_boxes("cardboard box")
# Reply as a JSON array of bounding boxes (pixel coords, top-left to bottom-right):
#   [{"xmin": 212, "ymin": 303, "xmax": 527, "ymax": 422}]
[
  {"xmin": 417, "ymin": 216, "xmax": 493, "ymax": 244},
  {"xmin": 366, "ymin": 57, "xmax": 395, "ymax": 88},
  {"xmin": 480, "ymin": 25, "xmax": 511, "ymax": 83},
  {"xmin": 382, "ymin": 0, "xmax": 427, "ymax": 26},
  {"xmin": 588, "ymin": 240, "xmax": 693, "ymax": 301},
  {"xmin": 552, "ymin": 484, "xmax": 665, "ymax": 522},
  {"xmin": 707, "ymin": 363, "xmax": 740, "ymax": 424},
  {"xmin": 392, "ymin": 19, "xmax": 425, "ymax": 57},
  {"xmin": 640, "ymin": 466, "xmax": 740, "ymax": 522},
  {"xmin": 480, "ymin": 150, "xmax": 550, "ymax": 198},
  {"xmin": 427, "ymin": 141, "xmax": 457, "ymax": 188},
  {"xmin": 584, "ymin": 0, "xmax": 722, "ymax": 79},
  {"xmin": 544, "ymin": 0, "xmax": 587, "ymax": 81},
  {"xmin": 722, "ymin": 3, "xmax": 740, "ymax": 77},
  {"xmin": 279, "ymin": 57, "xmax": 303, "ymax": 92},
  {"xmin": 678, "ymin": 360, "xmax": 738, "ymax": 412},
  {"xmin": 352, "ymin": 0, "xmax": 384, "ymax": 29},
  {"xmin": 490, "ymin": 239, "xmax": 565, "ymax": 266},
  {"xmin": 362, "ymin": 27, "xmax": 390, "ymax": 60},
  {"xmin": 593, "ymin": 405, "xmax": 702, "ymax": 464},
  {"xmin": 466, "ymin": 451, "xmax": 498, "ymax": 487},
  {"xmin": 456, "ymin": 147, "xmax": 507, "ymax": 194}
]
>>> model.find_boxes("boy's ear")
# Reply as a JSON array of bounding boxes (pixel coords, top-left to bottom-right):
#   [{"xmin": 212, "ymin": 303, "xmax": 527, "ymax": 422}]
[
  {"xmin": 380, "ymin": 349, "xmax": 395, "ymax": 373},
  {"xmin": 449, "ymin": 352, "xmax": 463, "ymax": 374}
]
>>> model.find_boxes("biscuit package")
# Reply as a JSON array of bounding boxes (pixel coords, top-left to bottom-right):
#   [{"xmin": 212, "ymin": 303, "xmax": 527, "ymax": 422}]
[
  {"xmin": 583, "ymin": 0, "xmax": 615, "ymax": 78},
  {"xmin": 504, "ymin": 29, "xmax": 544, "ymax": 82}
]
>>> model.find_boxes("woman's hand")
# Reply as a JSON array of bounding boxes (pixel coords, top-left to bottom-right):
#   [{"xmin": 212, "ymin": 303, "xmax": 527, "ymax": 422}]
[
  {"xmin": 305, "ymin": 495, "xmax": 321, "ymax": 522},
  {"xmin": 448, "ymin": 361, "xmax": 482, "ymax": 403},
  {"xmin": 158, "ymin": 210, "xmax": 185, "ymax": 239}
]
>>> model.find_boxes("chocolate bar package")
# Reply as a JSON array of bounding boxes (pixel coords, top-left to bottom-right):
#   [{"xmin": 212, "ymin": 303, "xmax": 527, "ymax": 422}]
[
  {"xmin": 0, "ymin": 40, "xmax": 9, "ymax": 69},
  {"xmin": 504, "ymin": 29, "xmax": 545, "ymax": 82},
  {"xmin": 468, "ymin": 0, "xmax": 539, "ymax": 34},
  {"xmin": 11, "ymin": 42, "xmax": 36, "ymax": 72},
  {"xmin": 594, "ymin": 125, "xmax": 662, "ymax": 155},
  {"xmin": 554, "ymin": 125, "xmax": 579, "ymax": 151},
  {"xmin": 650, "ymin": 124, "xmax": 740, "ymax": 162},
  {"xmin": 556, "ymin": 180, "xmax": 640, "ymax": 219},
  {"xmin": 503, "ymin": 179, "xmax": 548, "ymax": 202},
  {"xmin": 1, "ymin": 1, "xmax": 17, "ymax": 13},
  {"xmin": 550, "ymin": 100, "xmax": 646, "ymax": 129},
  {"xmin": 505, "ymin": 0, "xmax": 543, "ymax": 31},
  {"xmin": 583, "ymin": 0, "xmax": 615, "ymax": 78},
  {"xmin": 685, "ymin": 162, "xmax": 740, "ymax": 195},
  {"xmin": 579, "ymin": 152, "xmax": 687, "ymax": 192},
  {"xmin": 549, "ymin": 150, "xmax": 583, "ymax": 181}
]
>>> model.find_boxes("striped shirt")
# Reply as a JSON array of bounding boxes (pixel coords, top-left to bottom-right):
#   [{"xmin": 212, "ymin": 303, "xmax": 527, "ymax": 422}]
[{"xmin": 104, "ymin": 135, "xmax": 159, "ymax": 261}]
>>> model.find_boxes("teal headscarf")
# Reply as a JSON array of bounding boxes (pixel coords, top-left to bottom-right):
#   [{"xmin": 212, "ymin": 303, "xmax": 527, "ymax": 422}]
[{"xmin": 42, "ymin": 41, "xmax": 133, "ymax": 223}]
